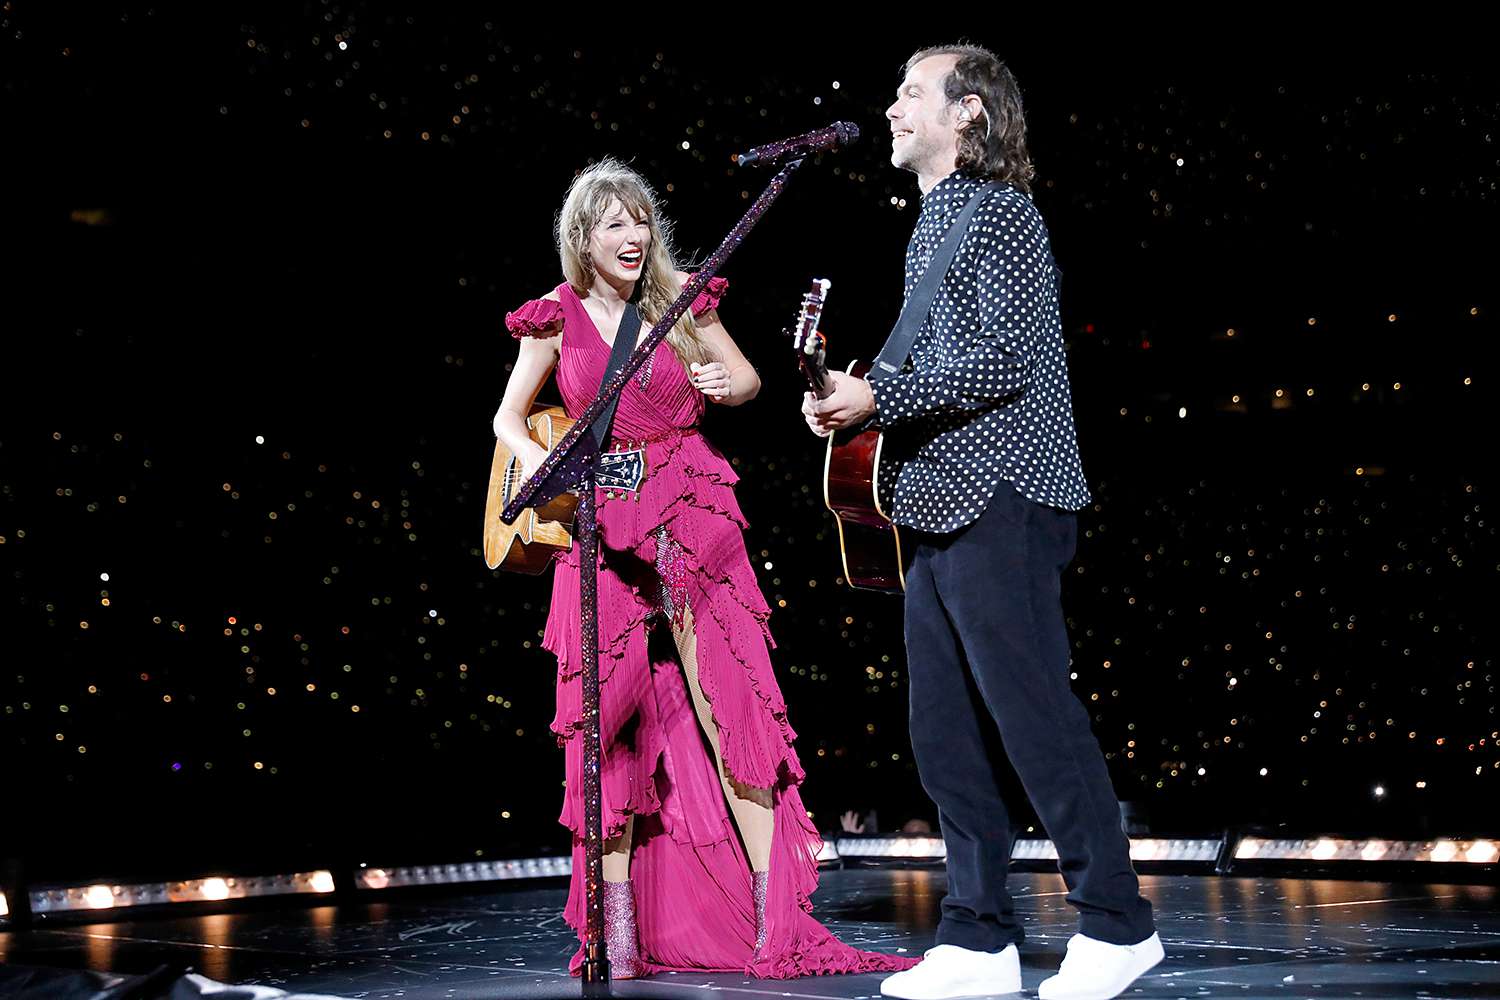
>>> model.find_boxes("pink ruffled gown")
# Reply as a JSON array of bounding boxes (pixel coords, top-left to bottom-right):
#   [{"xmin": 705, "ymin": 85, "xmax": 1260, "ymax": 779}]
[{"xmin": 504, "ymin": 279, "xmax": 916, "ymax": 978}]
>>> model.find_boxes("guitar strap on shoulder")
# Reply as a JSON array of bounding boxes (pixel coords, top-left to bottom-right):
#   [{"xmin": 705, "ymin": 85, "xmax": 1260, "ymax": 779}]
[
  {"xmin": 869, "ymin": 181, "xmax": 1000, "ymax": 381},
  {"xmin": 589, "ymin": 303, "xmax": 643, "ymax": 449}
]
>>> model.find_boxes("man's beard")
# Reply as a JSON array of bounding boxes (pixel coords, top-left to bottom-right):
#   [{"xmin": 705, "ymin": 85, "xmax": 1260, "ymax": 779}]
[{"xmin": 892, "ymin": 136, "xmax": 928, "ymax": 174}]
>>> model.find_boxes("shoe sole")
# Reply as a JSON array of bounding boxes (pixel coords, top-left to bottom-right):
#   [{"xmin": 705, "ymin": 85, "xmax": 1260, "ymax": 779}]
[
  {"xmin": 1037, "ymin": 946, "xmax": 1164, "ymax": 1000},
  {"xmin": 881, "ymin": 979, "xmax": 1023, "ymax": 999}
]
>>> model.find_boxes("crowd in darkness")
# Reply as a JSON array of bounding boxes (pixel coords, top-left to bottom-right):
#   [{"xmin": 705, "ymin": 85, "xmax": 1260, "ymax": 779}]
[{"xmin": 1, "ymin": 12, "xmax": 1495, "ymax": 879}]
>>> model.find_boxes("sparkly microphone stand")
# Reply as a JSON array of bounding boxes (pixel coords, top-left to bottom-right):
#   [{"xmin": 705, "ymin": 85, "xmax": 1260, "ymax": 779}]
[{"xmin": 500, "ymin": 156, "xmax": 805, "ymax": 996}]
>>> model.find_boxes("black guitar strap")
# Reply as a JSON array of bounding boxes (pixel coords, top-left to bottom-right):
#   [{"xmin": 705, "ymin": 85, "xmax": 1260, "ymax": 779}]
[
  {"xmin": 869, "ymin": 181, "xmax": 1000, "ymax": 380},
  {"xmin": 590, "ymin": 303, "xmax": 643, "ymax": 449}
]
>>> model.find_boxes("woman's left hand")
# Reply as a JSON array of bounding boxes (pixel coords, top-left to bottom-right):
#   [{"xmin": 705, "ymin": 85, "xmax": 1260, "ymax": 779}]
[{"xmin": 690, "ymin": 361, "xmax": 732, "ymax": 401}]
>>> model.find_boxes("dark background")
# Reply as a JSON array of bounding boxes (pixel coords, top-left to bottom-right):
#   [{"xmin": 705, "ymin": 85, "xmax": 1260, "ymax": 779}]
[{"xmin": 2, "ymin": 9, "xmax": 1496, "ymax": 883}]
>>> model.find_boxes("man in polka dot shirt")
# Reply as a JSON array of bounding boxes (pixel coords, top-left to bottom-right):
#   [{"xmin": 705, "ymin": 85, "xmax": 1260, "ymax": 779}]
[{"xmin": 804, "ymin": 44, "xmax": 1162, "ymax": 1000}]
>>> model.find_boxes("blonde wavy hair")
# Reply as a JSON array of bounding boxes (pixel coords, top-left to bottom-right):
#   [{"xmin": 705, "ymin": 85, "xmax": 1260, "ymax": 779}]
[{"xmin": 556, "ymin": 158, "xmax": 714, "ymax": 369}]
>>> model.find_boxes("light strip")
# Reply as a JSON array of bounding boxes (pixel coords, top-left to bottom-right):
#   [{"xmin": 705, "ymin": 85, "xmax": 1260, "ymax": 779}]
[
  {"xmin": 1007, "ymin": 839, "xmax": 1056, "ymax": 861},
  {"xmin": 837, "ymin": 837, "xmax": 1224, "ymax": 863},
  {"xmin": 29, "ymin": 871, "xmax": 335, "ymax": 915},
  {"xmin": 1235, "ymin": 837, "xmax": 1499, "ymax": 864},
  {"xmin": 1124, "ymin": 838, "xmax": 1224, "ymax": 862},
  {"xmin": 835, "ymin": 836, "xmax": 947, "ymax": 859},
  {"xmin": 354, "ymin": 856, "xmax": 572, "ymax": 890},
  {"xmin": 815, "ymin": 840, "xmax": 841, "ymax": 863},
  {"xmin": 0, "ymin": 890, "xmax": 9, "ymax": 918}
]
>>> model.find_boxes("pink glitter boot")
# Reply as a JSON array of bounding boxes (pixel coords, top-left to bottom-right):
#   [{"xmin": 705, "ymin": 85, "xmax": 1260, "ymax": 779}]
[
  {"xmin": 604, "ymin": 879, "xmax": 644, "ymax": 979},
  {"xmin": 752, "ymin": 870, "xmax": 770, "ymax": 956}
]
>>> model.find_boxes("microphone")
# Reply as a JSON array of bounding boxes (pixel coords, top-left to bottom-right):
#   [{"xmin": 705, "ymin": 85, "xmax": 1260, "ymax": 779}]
[{"xmin": 735, "ymin": 121, "xmax": 860, "ymax": 168}]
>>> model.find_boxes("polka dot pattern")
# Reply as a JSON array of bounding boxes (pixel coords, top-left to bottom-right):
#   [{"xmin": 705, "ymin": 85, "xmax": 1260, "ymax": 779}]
[{"xmin": 868, "ymin": 171, "xmax": 1091, "ymax": 532}]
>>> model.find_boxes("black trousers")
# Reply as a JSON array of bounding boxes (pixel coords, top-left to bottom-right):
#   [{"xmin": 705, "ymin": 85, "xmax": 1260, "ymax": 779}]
[{"xmin": 904, "ymin": 484, "xmax": 1155, "ymax": 950}]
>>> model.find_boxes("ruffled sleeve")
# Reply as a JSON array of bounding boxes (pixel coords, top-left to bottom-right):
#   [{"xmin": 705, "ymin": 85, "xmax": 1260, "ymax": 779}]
[
  {"xmin": 505, "ymin": 298, "xmax": 564, "ymax": 339},
  {"xmin": 688, "ymin": 275, "xmax": 729, "ymax": 318}
]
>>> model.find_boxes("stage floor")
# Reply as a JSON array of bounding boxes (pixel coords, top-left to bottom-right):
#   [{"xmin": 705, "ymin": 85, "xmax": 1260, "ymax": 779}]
[{"xmin": 3, "ymin": 869, "xmax": 1498, "ymax": 998}]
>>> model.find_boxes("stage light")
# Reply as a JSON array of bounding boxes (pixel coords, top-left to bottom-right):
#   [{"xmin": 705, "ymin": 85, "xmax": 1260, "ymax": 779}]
[
  {"xmin": 353, "ymin": 856, "xmax": 571, "ymax": 890},
  {"xmin": 1232, "ymin": 838, "xmax": 1498, "ymax": 865},
  {"xmin": 1009, "ymin": 840, "xmax": 1057, "ymax": 860},
  {"xmin": 835, "ymin": 836, "xmax": 947, "ymax": 860},
  {"xmin": 31, "ymin": 871, "xmax": 338, "ymax": 916},
  {"xmin": 837, "ymin": 837, "xmax": 1223, "ymax": 864},
  {"xmin": 1126, "ymin": 839, "xmax": 1222, "ymax": 862}
]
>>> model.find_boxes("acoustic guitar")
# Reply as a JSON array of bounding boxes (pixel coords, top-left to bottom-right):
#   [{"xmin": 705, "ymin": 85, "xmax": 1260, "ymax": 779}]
[
  {"xmin": 482, "ymin": 405, "xmax": 579, "ymax": 573},
  {"xmin": 790, "ymin": 279, "xmax": 907, "ymax": 594},
  {"xmin": 483, "ymin": 405, "xmax": 651, "ymax": 573}
]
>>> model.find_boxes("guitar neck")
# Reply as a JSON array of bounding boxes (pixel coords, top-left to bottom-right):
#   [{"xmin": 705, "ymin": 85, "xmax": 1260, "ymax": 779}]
[
  {"xmin": 799, "ymin": 345, "xmax": 833, "ymax": 399},
  {"xmin": 790, "ymin": 278, "xmax": 833, "ymax": 399}
]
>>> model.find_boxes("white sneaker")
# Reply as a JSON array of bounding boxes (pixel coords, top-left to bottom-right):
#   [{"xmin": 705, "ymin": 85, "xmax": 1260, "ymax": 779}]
[
  {"xmin": 879, "ymin": 943, "xmax": 1022, "ymax": 999},
  {"xmin": 1037, "ymin": 932, "xmax": 1164, "ymax": 1000}
]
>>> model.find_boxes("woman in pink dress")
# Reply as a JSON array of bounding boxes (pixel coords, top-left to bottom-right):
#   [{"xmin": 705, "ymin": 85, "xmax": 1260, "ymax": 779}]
[{"xmin": 492, "ymin": 159, "xmax": 916, "ymax": 980}]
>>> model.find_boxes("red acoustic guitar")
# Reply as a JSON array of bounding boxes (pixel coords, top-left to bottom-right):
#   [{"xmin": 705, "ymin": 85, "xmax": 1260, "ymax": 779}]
[{"xmin": 790, "ymin": 279, "xmax": 907, "ymax": 594}]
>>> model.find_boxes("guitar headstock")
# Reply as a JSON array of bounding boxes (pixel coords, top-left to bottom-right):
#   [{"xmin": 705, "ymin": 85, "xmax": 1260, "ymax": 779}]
[{"xmin": 789, "ymin": 278, "xmax": 831, "ymax": 397}]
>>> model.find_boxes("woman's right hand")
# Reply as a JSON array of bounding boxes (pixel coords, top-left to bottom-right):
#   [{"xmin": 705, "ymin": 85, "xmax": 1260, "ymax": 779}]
[{"xmin": 518, "ymin": 442, "xmax": 551, "ymax": 485}]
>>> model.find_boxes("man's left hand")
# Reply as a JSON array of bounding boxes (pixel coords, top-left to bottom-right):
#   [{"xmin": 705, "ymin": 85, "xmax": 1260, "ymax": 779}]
[{"xmin": 802, "ymin": 371, "xmax": 877, "ymax": 436}]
